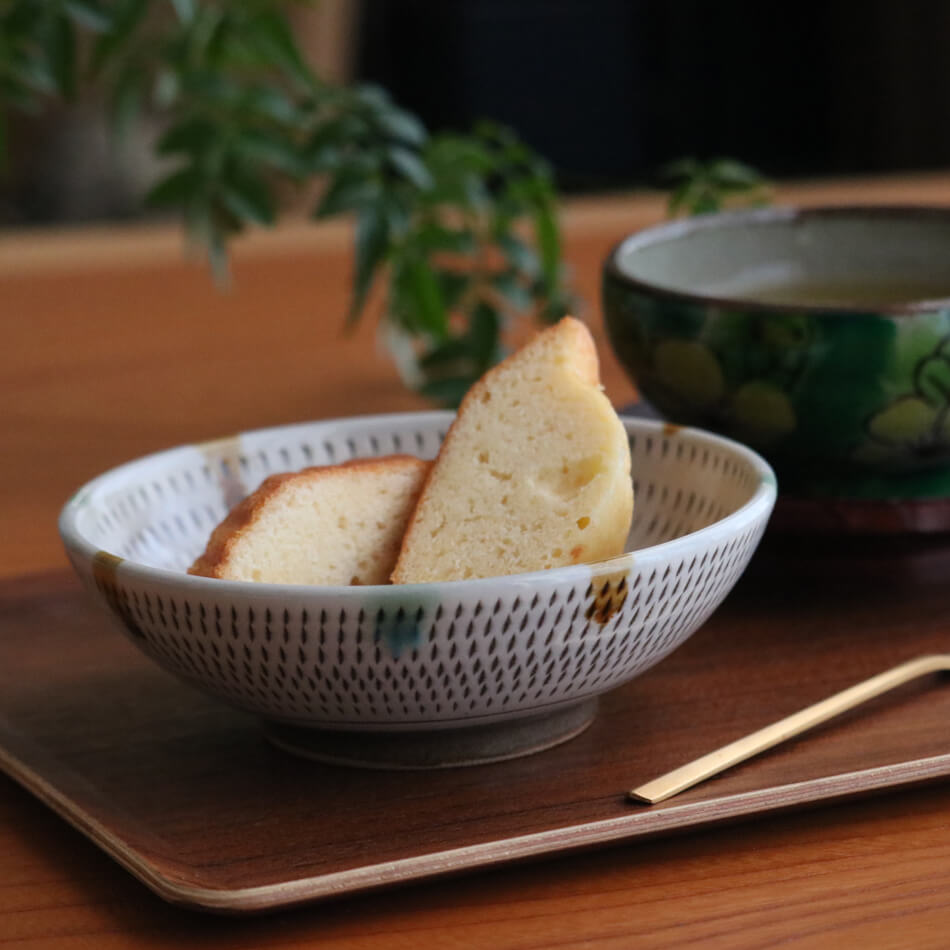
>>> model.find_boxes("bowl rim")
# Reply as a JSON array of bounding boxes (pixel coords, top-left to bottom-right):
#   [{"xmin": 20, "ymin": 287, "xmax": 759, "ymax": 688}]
[
  {"xmin": 603, "ymin": 204, "xmax": 950, "ymax": 317},
  {"xmin": 58, "ymin": 412, "xmax": 777, "ymax": 598}
]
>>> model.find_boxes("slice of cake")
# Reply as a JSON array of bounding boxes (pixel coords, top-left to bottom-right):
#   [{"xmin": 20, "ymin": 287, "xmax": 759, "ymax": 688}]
[
  {"xmin": 189, "ymin": 455, "xmax": 429, "ymax": 585},
  {"xmin": 391, "ymin": 317, "xmax": 633, "ymax": 583}
]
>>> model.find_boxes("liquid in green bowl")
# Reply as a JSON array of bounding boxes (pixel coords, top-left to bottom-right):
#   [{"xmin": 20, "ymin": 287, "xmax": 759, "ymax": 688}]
[{"xmin": 713, "ymin": 277, "xmax": 950, "ymax": 308}]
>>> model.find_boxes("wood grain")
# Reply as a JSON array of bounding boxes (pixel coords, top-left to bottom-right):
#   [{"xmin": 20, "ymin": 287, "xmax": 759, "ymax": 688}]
[
  {"xmin": 3, "ymin": 535, "xmax": 950, "ymax": 916},
  {"xmin": 4, "ymin": 174, "xmax": 950, "ymax": 946},
  {"xmin": 629, "ymin": 653, "xmax": 950, "ymax": 804}
]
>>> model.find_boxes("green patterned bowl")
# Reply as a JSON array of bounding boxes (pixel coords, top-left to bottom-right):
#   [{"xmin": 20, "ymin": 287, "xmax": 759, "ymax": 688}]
[{"xmin": 603, "ymin": 206, "xmax": 950, "ymax": 523}]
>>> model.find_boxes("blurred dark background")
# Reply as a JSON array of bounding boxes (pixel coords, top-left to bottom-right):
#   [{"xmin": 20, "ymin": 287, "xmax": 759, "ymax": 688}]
[
  {"xmin": 4, "ymin": 0, "xmax": 950, "ymax": 225},
  {"xmin": 357, "ymin": 0, "xmax": 950, "ymax": 192}
]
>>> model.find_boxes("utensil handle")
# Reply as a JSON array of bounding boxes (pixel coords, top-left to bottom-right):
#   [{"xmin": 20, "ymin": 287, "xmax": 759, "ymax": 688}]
[{"xmin": 629, "ymin": 654, "xmax": 949, "ymax": 805}]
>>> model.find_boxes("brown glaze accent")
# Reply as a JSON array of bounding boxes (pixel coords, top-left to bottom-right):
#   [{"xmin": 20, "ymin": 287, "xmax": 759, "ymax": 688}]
[
  {"xmin": 5, "ymin": 545, "xmax": 950, "ymax": 912},
  {"xmin": 585, "ymin": 568, "xmax": 629, "ymax": 625},
  {"xmin": 662, "ymin": 422, "xmax": 684, "ymax": 436},
  {"xmin": 90, "ymin": 551, "xmax": 144, "ymax": 640},
  {"xmin": 91, "ymin": 549, "xmax": 123, "ymax": 590}
]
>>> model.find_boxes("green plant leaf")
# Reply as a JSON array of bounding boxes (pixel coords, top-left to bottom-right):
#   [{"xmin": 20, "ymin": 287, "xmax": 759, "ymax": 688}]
[
  {"xmin": 64, "ymin": 1, "xmax": 112, "ymax": 32},
  {"xmin": 534, "ymin": 198, "xmax": 560, "ymax": 292},
  {"xmin": 418, "ymin": 336, "xmax": 473, "ymax": 369},
  {"xmin": 402, "ymin": 256, "xmax": 447, "ymax": 338},
  {"xmin": 170, "ymin": 0, "xmax": 198, "ymax": 26},
  {"xmin": 219, "ymin": 168, "xmax": 275, "ymax": 225},
  {"xmin": 666, "ymin": 179, "xmax": 696, "ymax": 215},
  {"xmin": 157, "ymin": 116, "xmax": 219, "ymax": 155},
  {"xmin": 303, "ymin": 124, "xmax": 340, "ymax": 167},
  {"xmin": 0, "ymin": 74, "xmax": 41, "ymax": 114},
  {"xmin": 303, "ymin": 115, "xmax": 370, "ymax": 170},
  {"xmin": 387, "ymin": 145, "xmax": 434, "ymax": 191},
  {"xmin": 348, "ymin": 206, "xmax": 390, "ymax": 327},
  {"xmin": 498, "ymin": 233, "xmax": 539, "ymax": 278},
  {"xmin": 242, "ymin": 85, "xmax": 300, "ymax": 124},
  {"xmin": 690, "ymin": 192, "xmax": 721, "ymax": 214},
  {"xmin": 417, "ymin": 374, "xmax": 473, "ymax": 408},
  {"xmin": 374, "ymin": 106, "xmax": 427, "ymax": 146},
  {"xmin": 108, "ymin": 62, "xmax": 142, "ymax": 139},
  {"xmin": 663, "ymin": 156, "xmax": 772, "ymax": 217},
  {"xmin": 469, "ymin": 302, "xmax": 502, "ymax": 367},
  {"xmin": 382, "ymin": 196, "xmax": 411, "ymax": 238},
  {"xmin": 247, "ymin": 9, "xmax": 313, "ymax": 86},
  {"xmin": 426, "ymin": 134, "xmax": 495, "ymax": 175},
  {"xmin": 236, "ymin": 127, "xmax": 309, "ymax": 176},
  {"xmin": 353, "ymin": 83, "xmax": 391, "ymax": 112},
  {"xmin": 433, "ymin": 270, "xmax": 471, "ymax": 309},
  {"xmin": 89, "ymin": 0, "xmax": 147, "ymax": 76},
  {"xmin": 660, "ymin": 156, "xmax": 702, "ymax": 182},
  {"xmin": 493, "ymin": 271, "xmax": 533, "ymax": 310},
  {"xmin": 314, "ymin": 168, "xmax": 382, "ymax": 217},
  {"xmin": 145, "ymin": 166, "xmax": 203, "ymax": 208},
  {"xmin": 152, "ymin": 67, "xmax": 180, "ymax": 107},
  {"xmin": 538, "ymin": 286, "xmax": 573, "ymax": 324},
  {"xmin": 6, "ymin": 49, "xmax": 55, "ymax": 97},
  {"xmin": 48, "ymin": 15, "xmax": 77, "ymax": 99},
  {"xmin": 708, "ymin": 157, "xmax": 768, "ymax": 187},
  {"xmin": 179, "ymin": 69, "xmax": 238, "ymax": 107},
  {"xmin": 416, "ymin": 224, "xmax": 475, "ymax": 254},
  {"xmin": 4, "ymin": 2, "xmax": 45, "ymax": 34}
]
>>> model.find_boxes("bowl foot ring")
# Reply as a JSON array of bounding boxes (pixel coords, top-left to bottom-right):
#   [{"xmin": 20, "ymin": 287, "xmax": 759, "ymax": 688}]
[{"xmin": 262, "ymin": 699, "xmax": 598, "ymax": 769}]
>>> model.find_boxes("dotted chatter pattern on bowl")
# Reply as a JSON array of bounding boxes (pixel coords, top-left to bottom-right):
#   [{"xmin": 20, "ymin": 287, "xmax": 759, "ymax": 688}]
[
  {"xmin": 90, "ymin": 523, "xmax": 765, "ymax": 725},
  {"xmin": 73, "ymin": 417, "xmax": 770, "ymax": 727}
]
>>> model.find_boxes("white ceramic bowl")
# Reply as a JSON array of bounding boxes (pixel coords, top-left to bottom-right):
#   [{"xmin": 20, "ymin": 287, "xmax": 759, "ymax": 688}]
[{"xmin": 59, "ymin": 412, "xmax": 776, "ymax": 767}]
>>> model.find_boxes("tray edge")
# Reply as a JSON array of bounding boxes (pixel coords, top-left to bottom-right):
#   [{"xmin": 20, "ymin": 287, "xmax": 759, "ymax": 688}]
[{"xmin": 3, "ymin": 734, "xmax": 949, "ymax": 914}]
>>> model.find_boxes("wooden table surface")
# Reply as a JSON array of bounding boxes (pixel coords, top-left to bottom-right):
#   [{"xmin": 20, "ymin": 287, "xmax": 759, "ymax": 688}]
[{"xmin": 4, "ymin": 173, "xmax": 950, "ymax": 947}]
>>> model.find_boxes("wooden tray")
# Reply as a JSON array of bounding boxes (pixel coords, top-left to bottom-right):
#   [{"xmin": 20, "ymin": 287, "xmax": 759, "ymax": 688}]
[{"xmin": 3, "ymin": 538, "xmax": 950, "ymax": 914}]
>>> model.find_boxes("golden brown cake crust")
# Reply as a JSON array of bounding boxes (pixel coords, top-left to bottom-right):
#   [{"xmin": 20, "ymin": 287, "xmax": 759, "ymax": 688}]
[{"xmin": 189, "ymin": 455, "xmax": 427, "ymax": 580}]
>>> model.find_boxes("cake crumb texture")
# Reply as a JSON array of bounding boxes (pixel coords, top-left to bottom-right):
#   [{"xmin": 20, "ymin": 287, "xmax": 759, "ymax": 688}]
[{"xmin": 391, "ymin": 317, "xmax": 633, "ymax": 583}]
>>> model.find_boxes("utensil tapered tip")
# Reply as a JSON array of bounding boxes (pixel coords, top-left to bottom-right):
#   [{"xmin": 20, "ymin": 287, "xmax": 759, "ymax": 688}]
[{"xmin": 626, "ymin": 790, "xmax": 658, "ymax": 805}]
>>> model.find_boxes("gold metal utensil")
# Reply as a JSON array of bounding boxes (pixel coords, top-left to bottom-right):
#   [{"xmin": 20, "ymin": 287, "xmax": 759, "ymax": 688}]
[{"xmin": 629, "ymin": 654, "xmax": 950, "ymax": 805}]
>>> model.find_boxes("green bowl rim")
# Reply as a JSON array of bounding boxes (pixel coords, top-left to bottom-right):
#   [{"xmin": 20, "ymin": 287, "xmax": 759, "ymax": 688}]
[{"xmin": 603, "ymin": 204, "xmax": 950, "ymax": 318}]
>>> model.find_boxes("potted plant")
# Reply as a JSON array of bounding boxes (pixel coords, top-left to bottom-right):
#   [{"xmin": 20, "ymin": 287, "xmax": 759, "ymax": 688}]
[{"xmin": 0, "ymin": 0, "xmax": 573, "ymax": 405}]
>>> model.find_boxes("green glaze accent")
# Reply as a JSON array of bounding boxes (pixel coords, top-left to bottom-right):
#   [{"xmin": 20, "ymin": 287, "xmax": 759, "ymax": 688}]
[
  {"xmin": 359, "ymin": 588, "xmax": 443, "ymax": 659},
  {"xmin": 374, "ymin": 612, "xmax": 422, "ymax": 659},
  {"xmin": 603, "ymin": 207, "xmax": 950, "ymax": 501},
  {"xmin": 731, "ymin": 381, "xmax": 796, "ymax": 443},
  {"xmin": 68, "ymin": 486, "xmax": 92, "ymax": 508},
  {"xmin": 866, "ymin": 397, "xmax": 941, "ymax": 445},
  {"xmin": 855, "ymin": 332, "xmax": 950, "ymax": 469},
  {"xmin": 654, "ymin": 339, "xmax": 724, "ymax": 408}
]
